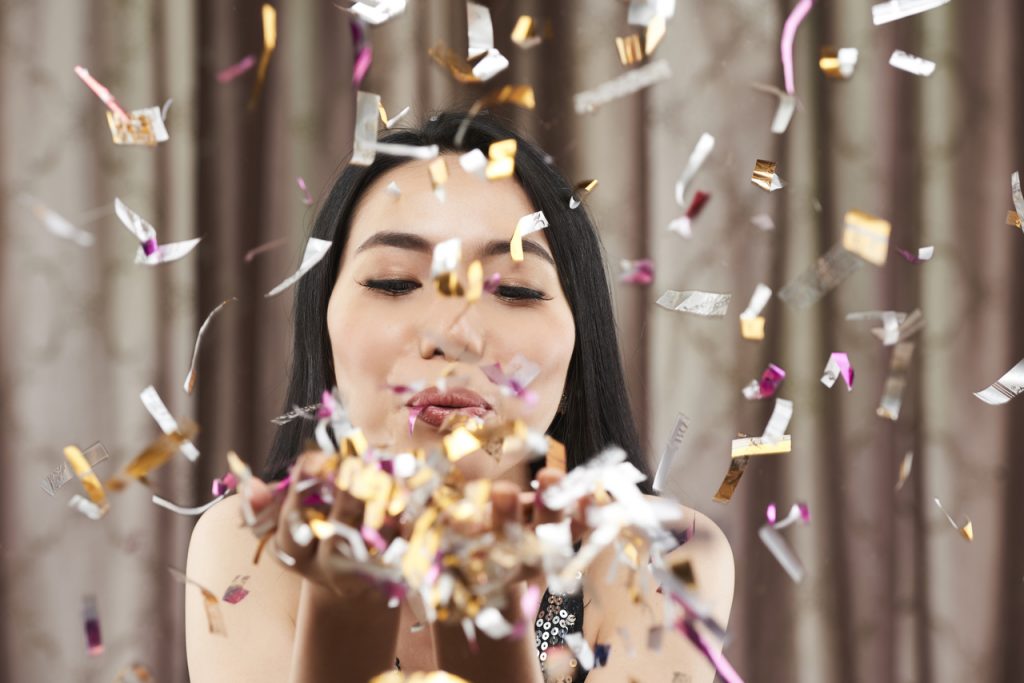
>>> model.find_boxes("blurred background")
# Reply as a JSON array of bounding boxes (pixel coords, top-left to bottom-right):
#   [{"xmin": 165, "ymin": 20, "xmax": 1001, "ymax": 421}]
[{"xmin": 2, "ymin": 1, "xmax": 1022, "ymax": 681}]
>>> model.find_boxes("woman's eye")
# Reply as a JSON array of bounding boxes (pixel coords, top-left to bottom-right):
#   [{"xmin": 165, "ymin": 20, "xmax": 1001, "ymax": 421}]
[
  {"xmin": 494, "ymin": 284, "xmax": 550, "ymax": 302},
  {"xmin": 361, "ymin": 278, "xmax": 422, "ymax": 296}
]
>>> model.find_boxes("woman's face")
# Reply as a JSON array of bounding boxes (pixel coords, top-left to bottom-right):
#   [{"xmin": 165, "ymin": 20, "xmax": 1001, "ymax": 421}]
[{"xmin": 326, "ymin": 154, "xmax": 575, "ymax": 479}]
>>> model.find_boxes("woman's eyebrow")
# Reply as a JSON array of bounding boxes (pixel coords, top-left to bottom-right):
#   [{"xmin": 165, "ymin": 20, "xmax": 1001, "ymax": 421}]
[
  {"xmin": 355, "ymin": 230, "xmax": 556, "ymax": 266},
  {"xmin": 354, "ymin": 231, "xmax": 433, "ymax": 255}
]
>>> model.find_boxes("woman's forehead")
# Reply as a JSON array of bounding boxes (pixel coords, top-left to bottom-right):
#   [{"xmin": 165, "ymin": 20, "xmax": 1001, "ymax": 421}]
[{"xmin": 349, "ymin": 154, "xmax": 543, "ymax": 249}]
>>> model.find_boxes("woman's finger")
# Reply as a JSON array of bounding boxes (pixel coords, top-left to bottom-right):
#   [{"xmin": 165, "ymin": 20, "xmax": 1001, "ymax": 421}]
[
  {"xmin": 272, "ymin": 451, "xmax": 329, "ymax": 568},
  {"xmin": 490, "ymin": 480, "xmax": 522, "ymax": 535}
]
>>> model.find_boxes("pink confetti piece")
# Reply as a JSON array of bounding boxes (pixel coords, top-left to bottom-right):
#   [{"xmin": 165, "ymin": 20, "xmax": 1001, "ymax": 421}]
[
  {"xmin": 243, "ymin": 237, "xmax": 287, "ymax": 263},
  {"xmin": 408, "ymin": 406, "xmax": 424, "ymax": 434},
  {"xmin": 743, "ymin": 363, "xmax": 786, "ymax": 399},
  {"xmin": 780, "ymin": 0, "xmax": 815, "ymax": 95},
  {"xmin": 212, "ymin": 472, "xmax": 238, "ymax": 497},
  {"xmin": 766, "ymin": 501, "xmax": 810, "ymax": 528},
  {"xmin": 296, "ymin": 177, "xmax": 314, "ymax": 205},
  {"xmin": 821, "ymin": 352, "xmax": 854, "ymax": 390},
  {"xmin": 361, "ymin": 525, "xmax": 388, "ymax": 552},
  {"xmin": 677, "ymin": 619, "xmax": 744, "ymax": 683},
  {"xmin": 216, "ymin": 54, "xmax": 257, "ymax": 83},
  {"xmin": 222, "ymin": 576, "xmax": 250, "ymax": 604},
  {"xmin": 350, "ymin": 20, "xmax": 373, "ymax": 87},
  {"xmin": 896, "ymin": 246, "xmax": 934, "ymax": 263},
  {"xmin": 83, "ymin": 595, "xmax": 104, "ymax": 655},
  {"xmin": 74, "ymin": 65, "xmax": 130, "ymax": 122},
  {"xmin": 619, "ymin": 258, "xmax": 654, "ymax": 285}
]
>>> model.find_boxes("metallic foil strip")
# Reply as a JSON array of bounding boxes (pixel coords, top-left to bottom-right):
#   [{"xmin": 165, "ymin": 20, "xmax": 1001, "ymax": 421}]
[
  {"xmin": 18, "ymin": 194, "xmax": 95, "ymax": 247},
  {"xmin": 656, "ymin": 290, "xmax": 731, "ymax": 317},
  {"xmin": 74, "ymin": 65, "xmax": 130, "ymax": 122},
  {"xmin": 428, "ymin": 157, "xmax": 448, "ymax": 201},
  {"xmin": 619, "ymin": 258, "xmax": 654, "ymax": 285},
  {"xmin": 973, "ymin": 357, "xmax": 1024, "ymax": 405},
  {"xmin": 761, "ymin": 398, "xmax": 793, "ymax": 445},
  {"xmin": 573, "ymin": 59, "xmax": 671, "ymax": 115},
  {"xmin": 870, "ymin": 308, "xmax": 925, "ymax": 345},
  {"xmin": 872, "ymin": 0, "xmax": 950, "ymax": 25},
  {"xmin": 895, "ymin": 451, "xmax": 914, "ymax": 491},
  {"xmin": 780, "ymin": 0, "xmax": 815, "ymax": 94},
  {"xmin": 509, "ymin": 210, "xmax": 548, "ymax": 261},
  {"xmin": 247, "ymin": 4, "xmax": 277, "ymax": 108},
  {"xmin": 615, "ymin": 33, "xmax": 645, "ymax": 66},
  {"xmin": 896, "ymin": 245, "xmax": 935, "ymax": 262},
  {"xmin": 352, "ymin": 90, "xmax": 382, "ymax": 165},
  {"xmin": 819, "ymin": 46, "xmax": 859, "ymax": 79},
  {"xmin": 889, "ymin": 49, "xmax": 936, "ymax": 77},
  {"xmin": 778, "ymin": 243, "xmax": 863, "ymax": 309},
  {"xmin": 876, "ymin": 341, "xmax": 915, "ymax": 420},
  {"xmin": 510, "ymin": 16, "xmax": 542, "ymax": 49},
  {"xmin": 1011, "ymin": 171, "xmax": 1024, "ymax": 226},
  {"xmin": 106, "ymin": 107, "xmax": 169, "ymax": 146},
  {"xmin": 842, "ymin": 210, "xmax": 892, "ymax": 266},
  {"xmin": 343, "ymin": 0, "xmax": 407, "ymax": 25},
  {"xmin": 653, "ymin": 413, "xmax": 690, "ymax": 493},
  {"xmin": 821, "ymin": 352, "xmax": 854, "ymax": 390},
  {"xmin": 485, "ymin": 139, "xmax": 517, "ymax": 180},
  {"xmin": 184, "ymin": 298, "xmax": 236, "ymax": 394},
  {"xmin": 758, "ymin": 525, "xmax": 805, "ymax": 582},
  {"xmin": 751, "ymin": 159, "xmax": 784, "ymax": 191},
  {"xmin": 751, "ymin": 83, "xmax": 796, "ymax": 135},
  {"xmin": 140, "ymin": 385, "xmax": 200, "ymax": 462},
  {"xmin": 82, "ymin": 594, "xmax": 104, "ymax": 655},
  {"xmin": 674, "ymin": 133, "xmax": 715, "ymax": 207},
  {"xmin": 731, "ymin": 435, "xmax": 792, "ymax": 457},
  {"xmin": 168, "ymin": 568, "xmax": 227, "ymax": 635},
  {"xmin": 265, "ymin": 237, "xmax": 332, "ymax": 298},
  {"xmin": 934, "ymin": 498, "xmax": 973, "ymax": 542},
  {"xmin": 712, "ymin": 456, "xmax": 750, "ymax": 503},
  {"xmin": 569, "ymin": 179, "xmax": 599, "ymax": 209}
]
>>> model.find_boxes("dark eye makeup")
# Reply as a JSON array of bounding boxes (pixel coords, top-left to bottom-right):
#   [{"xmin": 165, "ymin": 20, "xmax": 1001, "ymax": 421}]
[{"xmin": 360, "ymin": 278, "xmax": 550, "ymax": 302}]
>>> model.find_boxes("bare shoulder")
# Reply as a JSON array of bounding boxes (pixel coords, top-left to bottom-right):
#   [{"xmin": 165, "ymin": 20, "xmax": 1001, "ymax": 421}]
[
  {"xmin": 185, "ymin": 496, "xmax": 302, "ymax": 683},
  {"xmin": 652, "ymin": 495, "xmax": 735, "ymax": 627}
]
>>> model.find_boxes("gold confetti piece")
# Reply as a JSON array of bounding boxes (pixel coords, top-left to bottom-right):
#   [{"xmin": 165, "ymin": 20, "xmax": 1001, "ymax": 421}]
[
  {"xmin": 739, "ymin": 283, "xmax": 772, "ymax": 341},
  {"xmin": 370, "ymin": 671, "xmax": 471, "ymax": 683},
  {"xmin": 615, "ymin": 33, "xmax": 645, "ymax": 66},
  {"xmin": 485, "ymin": 139, "xmax": 517, "ymax": 180},
  {"xmin": 645, "ymin": 15, "xmax": 667, "ymax": 55},
  {"xmin": 819, "ymin": 46, "xmax": 859, "ymax": 79},
  {"xmin": 427, "ymin": 42, "xmax": 483, "ymax": 83},
  {"xmin": 443, "ymin": 427, "xmax": 483, "ymax": 462},
  {"xmin": 751, "ymin": 159, "xmax": 784, "ymax": 191},
  {"xmin": 453, "ymin": 84, "xmax": 536, "ymax": 148},
  {"xmin": 569, "ymin": 179, "xmax": 599, "ymax": 209},
  {"xmin": 509, "ymin": 210, "xmax": 549, "ymax": 261},
  {"xmin": 464, "ymin": 260, "xmax": 484, "ymax": 302},
  {"xmin": 65, "ymin": 445, "xmax": 109, "ymax": 510},
  {"xmin": 712, "ymin": 456, "xmax": 750, "ymax": 503},
  {"xmin": 731, "ymin": 435, "xmax": 792, "ymax": 457},
  {"xmin": 106, "ymin": 107, "xmax": 169, "ymax": 146},
  {"xmin": 545, "ymin": 436, "xmax": 567, "ymax": 473},
  {"xmin": 106, "ymin": 421, "xmax": 198, "ymax": 491},
  {"xmin": 510, "ymin": 16, "xmax": 542, "ymax": 49},
  {"xmin": 1006, "ymin": 211, "xmax": 1021, "ymax": 229},
  {"xmin": 934, "ymin": 498, "xmax": 973, "ymax": 542},
  {"xmin": 842, "ymin": 210, "xmax": 892, "ymax": 266},
  {"xmin": 428, "ymin": 157, "xmax": 448, "ymax": 201},
  {"xmin": 877, "ymin": 341, "xmax": 915, "ymax": 420},
  {"xmin": 895, "ymin": 451, "xmax": 914, "ymax": 491},
  {"xmin": 168, "ymin": 568, "xmax": 226, "ymax": 635},
  {"xmin": 247, "ymin": 4, "xmax": 277, "ymax": 108},
  {"xmin": 114, "ymin": 663, "xmax": 155, "ymax": 683},
  {"xmin": 740, "ymin": 316, "xmax": 765, "ymax": 340}
]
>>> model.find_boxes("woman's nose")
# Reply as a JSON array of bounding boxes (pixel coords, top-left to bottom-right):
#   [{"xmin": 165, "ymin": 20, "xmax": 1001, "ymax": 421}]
[{"xmin": 418, "ymin": 301, "xmax": 486, "ymax": 362}]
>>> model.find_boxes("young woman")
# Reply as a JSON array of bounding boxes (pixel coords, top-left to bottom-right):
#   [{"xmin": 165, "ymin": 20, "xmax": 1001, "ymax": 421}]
[{"xmin": 186, "ymin": 111, "xmax": 734, "ymax": 683}]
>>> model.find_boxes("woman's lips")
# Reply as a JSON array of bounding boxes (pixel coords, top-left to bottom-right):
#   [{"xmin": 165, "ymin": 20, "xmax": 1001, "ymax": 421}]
[
  {"xmin": 416, "ymin": 405, "xmax": 490, "ymax": 428},
  {"xmin": 406, "ymin": 387, "xmax": 493, "ymax": 429}
]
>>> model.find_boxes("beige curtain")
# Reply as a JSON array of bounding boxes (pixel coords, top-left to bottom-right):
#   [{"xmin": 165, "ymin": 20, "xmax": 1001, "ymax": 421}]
[{"xmin": 2, "ymin": 1, "xmax": 1021, "ymax": 682}]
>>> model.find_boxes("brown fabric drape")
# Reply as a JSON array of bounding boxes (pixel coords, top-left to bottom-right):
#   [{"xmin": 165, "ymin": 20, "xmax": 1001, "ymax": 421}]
[{"xmin": 1, "ymin": 1, "xmax": 1021, "ymax": 682}]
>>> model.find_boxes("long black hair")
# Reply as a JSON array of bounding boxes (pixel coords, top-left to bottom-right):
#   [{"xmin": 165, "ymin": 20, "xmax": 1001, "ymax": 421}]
[{"xmin": 264, "ymin": 110, "xmax": 651, "ymax": 492}]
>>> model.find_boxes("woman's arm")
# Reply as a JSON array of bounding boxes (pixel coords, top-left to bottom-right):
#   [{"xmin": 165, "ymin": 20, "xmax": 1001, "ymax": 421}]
[{"xmin": 186, "ymin": 493, "xmax": 401, "ymax": 682}]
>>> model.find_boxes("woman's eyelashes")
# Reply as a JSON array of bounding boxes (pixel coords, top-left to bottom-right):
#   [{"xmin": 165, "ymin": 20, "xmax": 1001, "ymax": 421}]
[{"xmin": 360, "ymin": 278, "xmax": 549, "ymax": 303}]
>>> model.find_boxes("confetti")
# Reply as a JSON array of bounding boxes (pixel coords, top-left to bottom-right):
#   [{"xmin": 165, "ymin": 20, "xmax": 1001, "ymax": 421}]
[
  {"xmin": 780, "ymin": 0, "xmax": 816, "ymax": 95},
  {"xmin": 41, "ymin": 442, "xmax": 110, "ymax": 496},
  {"xmin": 842, "ymin": 210, "xmax": 892, "ymax": 266},
  {"xmin": 151, "ymin": 493, "xmax": 226, "ymax": 516},
  {"xmin": 876, "ymin": 341, "xmax": 915, "ymax": 420},
  {"xmin": 820, "ymin": 352, "xmax": 854, "ymax": 390},
  {"xmin": 751, "ymin": 159, "xmax": 785, "ymax": 192},
  {"xmin": 115, "ymin": 198, "xmax": 201, "ymax": 265},
  {"xmin": 731, "ymin": 435, "xmax": 792, "ymax": 457},
  {"xmin": 350, "ymin": 19, "xmax": 373, "ymax": 88},
  {"xmin": 564, "ymin": 632, "xmax": 596, "ymax": 671},
  {"xmin": 485, "ymin": 139, "xmax": 517, "ymax": 180},
  {"xmin": 673, "ymin": 133, "xmax": 715, "ymax": 207},
  {"xmin": 343, "ymin": 0, "xmax": 407, "ymax": 25},
  {"xmin": 742, "ymin": 363, "xmax": 786, "ymax": 400},
  {"xmin": 244, "ymin": 237, "xmax": 287, "ymax": 263},
  {"xmin": 64, "ymin": 444, "xmax": 110, "ymax": 517},
  {"xmin": 140, "ymin": 385, "xmax": 200, "ymax": 461},
  {"xmin": 453, "ymin": 84, "xmax": 535, "ymax": 147},
  {"xmin": 296, "ymin": 177, "xmax": 314, "ymax": 205},
  {"xmin": 82, "ymin": 594, "xmax": 104, "ymax": 655},
  {"xmin": 933, "ymin": 498, "xmax": 973, "ymax": 542},
  {"xmin": 872, "ymin": 0, "xmax": 950, "ymax": 25},
  {"xmin": 184, "ymin": 298, "xmax": 236, "ymax": 394},
  {"xmin": 871, "ymin": 308, "xmax": 924, "ymax": 345},
  {"xmin": 1010, "ymin": 171, "xmax": 1024, "ymax": 231},
  {"xmin": 466, "ymin": 2, "xmax": 508, "ymax": 81},
  {"xmin": 758, "ymin": 502, "xmax": 809, "ymax": 582},
  {"xmin": 656, "ymin": 290, "xmax": 731, "ymax": 317},
  {"xmin": 510, "ymin": 16, "xmax": 542, "ymax": 49},
  {"xmin": 428, "ymin": 157, "xmax": 448, "ymax": 201},
  {"xmin": 247, "ymin": 4, "xmax": 277, "ymax": 108},
  {"xmin": 973, "ymin": 357, "xmax": 1024, "ymax": 405},
  {"xmin": 509, "ymin": 211, "xmax": 549, "ymax": 262},
  {"xmin": 386, "ymin": 181, "xmax": 402, "ymax": 197},
  {"xmin": 74, "ymin": 65, "xmax": 129, "ymax": 122},
  {"xmin": 819, "ymin": 46, "xmax": 859, "ymax": 79},
  {"xmin": 216, "ymin": 54, "xmax": 257, "ymax": 83},
  {"xmin": 677, "ymin": 619, "xmax": 745, "ymax": 683},
  {"xmin": 615, "ymin": 33, "xmax": 645, "ymax": 66},
  {"xmin": 573, "ymin": 59, "xmax": 672, "ymax": 115},
  {"xmin": 739, "ymin": 283, "xmax": 772, "ymax": 341},
  {"xmin": 750, "ymin": 213, "xmax": 776, "ymax": 231},
  {"xmin": 270, "ymin": 403, "xmax": 320, "ymax": 425},
  {"xmin": 627, "ymin": 0, "xmax": 676, "ymax": 26},
  {"xmin": 569, "ymin": 179, "xmax": 599, "ymax": 209},
  {"xmin": 114, "ymin": 663, "xmax": 155, "ymax": 683},
  {"xmin": 750, "ymin": 84, "xmax": 797, "ymax": 135},
  {"xmin": 760, "ymin": 398, "xmax": 793, "ymax": 445},
  {"xmin": 430, "ymin": 238, "xmax": 462, "ymax": 295},
  {"xmin": 653, "ymin": 413, "xmax": 690, "ymax": 493},
  {"xmin": 667, "ymin": 191, "xmax": 711, "ymax": 238},
  {"xmin": 895, "ymin": 451, "xmax": 914, "ymax": 491},
  {"xmin": 889, "ymin": 49, "xmax": 936, "ymax": 77},
  {"xmin": 619, "ymin": 258, "xmax": 655, "ymax": 285},
  {"xmin": 106, "ymin": 107, "xmax": 170, "ymax": 146},
  {"xmin": 168, "ymin": 568, "xmax": 227, "ymax": 635},
  {"xmin": 222, "ymin": 575, "xmax": 251, "ymax": 604},
  {"xmin": 896, "ymin": 245, "xmax": 935, "ymax": 263},
  {"xmin": 778, "ymin": 243, "xmax": 864, "ymax": 309},
  {"xmin": 106, "ymin": 422, "xmax": 199, "ymax": 493},
  {"xmin": 18, "ymin": 194, "xmax": 94, "ymax": 246},
  {"xmin": 846, "ymin": 310, "xmax": 906, "ymax": 345},
  {"xmin": 459, "ymin": 149, "xmax": 487, "ymax": 178},
  {"xmin": 265, "ymin": 237, "xmax": 332, "ymax": 298},
  {"xmin": 480, "ymin": 353, "xmax": 540, "ymax": 405}
]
